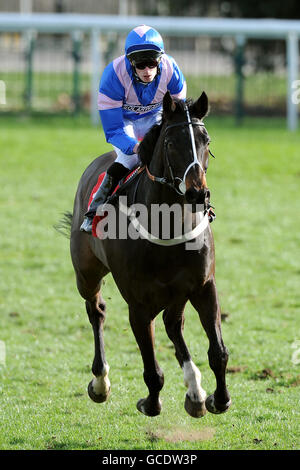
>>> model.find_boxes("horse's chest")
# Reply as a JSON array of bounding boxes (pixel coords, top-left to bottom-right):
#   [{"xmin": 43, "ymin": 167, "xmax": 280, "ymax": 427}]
[{"xmin": 133, "ymin": 265, "xmax": 202, "ymax": 307}]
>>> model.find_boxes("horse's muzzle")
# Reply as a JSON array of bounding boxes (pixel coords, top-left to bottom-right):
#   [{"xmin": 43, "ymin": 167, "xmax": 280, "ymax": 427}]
[{"xmin": 185, "ymin": 187, "xmax": 210, "ymax": 205}]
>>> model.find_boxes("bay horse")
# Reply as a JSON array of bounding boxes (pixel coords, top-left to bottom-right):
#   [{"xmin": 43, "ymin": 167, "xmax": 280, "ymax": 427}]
[{"xmin": 69, "ymin": 91, "xmax": 231, "ymax": 418}]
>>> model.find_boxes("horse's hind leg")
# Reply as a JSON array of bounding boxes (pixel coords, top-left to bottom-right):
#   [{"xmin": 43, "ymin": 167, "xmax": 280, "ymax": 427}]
[
  {"xmin": 129, "ymin": 305, "xmax": 164, "ymax": 417},
  {"xmin": 71, "ymin": 234, "xmax": 110, "ymax": 403},
  {"xmin": 190, "ymin": 278, "xmax": 231, "ymax": 414},
  {"xmin": 163, "ymin": 303, "xmax": 207, "ymax": 418}
]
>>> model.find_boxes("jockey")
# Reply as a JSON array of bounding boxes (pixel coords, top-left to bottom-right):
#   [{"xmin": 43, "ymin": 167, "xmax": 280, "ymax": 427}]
[{"xmin": 80, "ymin": 25, "xmax": 186, "ymax": 233}]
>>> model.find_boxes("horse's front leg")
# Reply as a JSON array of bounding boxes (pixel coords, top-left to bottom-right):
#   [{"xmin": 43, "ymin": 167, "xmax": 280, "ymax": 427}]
[
  {"xmin": 190, "ymin": 278, "xmax": 231, "ymax": 414},
  {"xmin": 163, "ymin": 304, "xmax": 207, "ymax": 418},
  {"xmin": 86, "ymin": 294, "xmax": 111, "ymax": 403},
  {"xmin": 129, "ymin": 305, "xmax": 164, "ymax": 417},
  {"xmin": 71, "ymin": 232, "xmax": 110, "ymax": 403}
]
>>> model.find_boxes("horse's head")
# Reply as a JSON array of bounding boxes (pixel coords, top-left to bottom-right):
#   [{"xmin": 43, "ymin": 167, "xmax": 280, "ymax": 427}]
[{"xmin": 161, "ymin": 91, "xmax": 211, "ymax": 206}]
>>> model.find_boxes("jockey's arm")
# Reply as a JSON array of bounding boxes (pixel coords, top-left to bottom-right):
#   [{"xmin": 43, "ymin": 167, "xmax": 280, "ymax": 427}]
[
  {"xmin": 166, "ymin": 55, "xmax": 187, "ymax": 101},
  {"xmin": 99, "ymin": 105, "xmax": 138, "ymax": 155},
  {"xmin": 98, "ymin": 62, "xmax": 138, "ymax": 156}
]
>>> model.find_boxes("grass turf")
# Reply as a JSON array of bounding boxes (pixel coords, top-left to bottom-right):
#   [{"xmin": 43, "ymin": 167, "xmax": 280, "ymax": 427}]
[{"xmin": 0, "ymin": 114, "xmax": 299, "ymax": 450}]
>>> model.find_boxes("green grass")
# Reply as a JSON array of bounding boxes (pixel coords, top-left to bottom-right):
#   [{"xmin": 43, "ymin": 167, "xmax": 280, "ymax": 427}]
[{"xmin": 0, "ymin": 114, "xmax": 299, "ymax": 450}]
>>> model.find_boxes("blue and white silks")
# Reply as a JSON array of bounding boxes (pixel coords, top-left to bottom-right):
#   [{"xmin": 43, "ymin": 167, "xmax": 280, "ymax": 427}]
[{"xmin": 98, "ymin": 54, "xmax": 186, "ymax": 169}]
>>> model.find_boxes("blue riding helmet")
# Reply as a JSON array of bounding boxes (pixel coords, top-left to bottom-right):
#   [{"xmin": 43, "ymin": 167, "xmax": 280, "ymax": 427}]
[{"xmin": 125, "ymin": 25, "xmax": 164, "ymax": 64}]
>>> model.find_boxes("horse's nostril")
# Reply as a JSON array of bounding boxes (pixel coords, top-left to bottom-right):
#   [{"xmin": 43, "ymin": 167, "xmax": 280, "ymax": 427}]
[
  {"xmin": 186, "ymin": 188, "xmax": 210, "ymax": 205},
  {"xmin": 185, "ymin": 188, "xmax": 197, "ymax": 203}
]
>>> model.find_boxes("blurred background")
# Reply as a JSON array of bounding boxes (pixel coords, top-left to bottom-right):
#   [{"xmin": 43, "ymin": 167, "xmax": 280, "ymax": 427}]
[{"xmin": 0, "ymin": 0, "xmax": 299, "ymax": 126}]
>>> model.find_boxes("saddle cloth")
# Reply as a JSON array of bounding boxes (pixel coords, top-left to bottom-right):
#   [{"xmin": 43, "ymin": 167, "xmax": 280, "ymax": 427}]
[{"xmin": 88, "ymin": 167, "xmax": 142, "ymax": 237}]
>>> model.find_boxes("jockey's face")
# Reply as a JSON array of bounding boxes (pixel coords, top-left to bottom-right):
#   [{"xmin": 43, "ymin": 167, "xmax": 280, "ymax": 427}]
[{"xmin": 135, "ymin": 64, "xmax": 158, "ymax": 83}]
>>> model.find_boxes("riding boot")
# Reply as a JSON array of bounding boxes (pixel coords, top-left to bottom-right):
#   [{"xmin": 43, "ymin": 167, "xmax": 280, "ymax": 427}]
[{"xmin": 80, "ymin": 173, "xmax": 115, "ymax": 233}]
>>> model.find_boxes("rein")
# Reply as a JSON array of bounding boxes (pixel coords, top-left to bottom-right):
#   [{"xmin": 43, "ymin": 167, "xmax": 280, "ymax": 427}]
[{"xmin": 145, "ymin": 105, "xmax": 206, "ymax": 196}]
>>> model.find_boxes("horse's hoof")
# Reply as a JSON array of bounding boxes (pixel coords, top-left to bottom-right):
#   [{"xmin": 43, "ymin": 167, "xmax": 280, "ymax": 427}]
[
  {"xmin": 136, "ymin": 398, "xmax": 161, "ymax": 417},
  {"xmin": 184, "ymin": 394, "xmax": 206, "ymax": 418},
  {"xmin": 87, "ymin": 380, "xmax": 110, "ymax": 403},
  {"xmin": 205, "ymin": 394, "xmax": 231, "ymax": 414}
]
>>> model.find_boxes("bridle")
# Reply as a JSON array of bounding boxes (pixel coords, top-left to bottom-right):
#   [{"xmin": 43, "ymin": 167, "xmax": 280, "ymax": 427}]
[
  {"xmin": 146, "ymin": 104, "xmax": 207, "ymax": 196},
  {"xmin": 115, "ymin": 105, "xmax": 216, "ymax": 246}
]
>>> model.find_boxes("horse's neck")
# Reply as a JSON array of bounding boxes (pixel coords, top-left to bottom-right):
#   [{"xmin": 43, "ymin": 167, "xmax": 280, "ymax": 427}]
[
  {"xmin": 148, "ymin": 138, "xmax": 165, "ymax": 181},
  {"xmin": 144, "ymin": 139, "xmax": 180, "ymax": 206},
  {"xmin": 136, "ymin": 169, "xmax": 203, "ymax": 243},
  {"xmin": 132, "ymin": 142, "xmax": 206, "ymax": 243}
]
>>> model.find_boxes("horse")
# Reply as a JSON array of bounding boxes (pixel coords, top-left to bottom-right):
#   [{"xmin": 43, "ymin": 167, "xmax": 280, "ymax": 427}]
[{"xmin": 69, "ymin": 91, "xmax": 231, "ymax": 418}]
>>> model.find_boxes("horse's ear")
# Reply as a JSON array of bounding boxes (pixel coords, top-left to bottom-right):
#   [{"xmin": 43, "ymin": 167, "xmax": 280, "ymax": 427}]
[
  {"xmin": 163, "ymin": 91, "xmax": 176, "ymax": 117},
  {"xmin": 192, "ymin": 91, "xmax": 209, "ymax": 120}
]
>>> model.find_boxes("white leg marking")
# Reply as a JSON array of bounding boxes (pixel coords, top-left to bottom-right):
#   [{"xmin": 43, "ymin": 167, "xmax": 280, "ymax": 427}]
[
  {"xmin": 182, "ymin": 360, "xmax": 206, "ymax": 403},
  {"xmin": 92, "ymin": 363, "xmax": 110, "ymax": 396}
]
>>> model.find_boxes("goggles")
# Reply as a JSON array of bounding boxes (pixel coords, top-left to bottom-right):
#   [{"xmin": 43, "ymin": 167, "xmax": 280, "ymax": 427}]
[{"xmin": 134, "ymin": 60, "xmax": 159, "ymax": 70}]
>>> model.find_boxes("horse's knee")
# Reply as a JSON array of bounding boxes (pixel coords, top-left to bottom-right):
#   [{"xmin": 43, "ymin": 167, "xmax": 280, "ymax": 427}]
[
  {"xmin": 86, "ymin": 299, "xmax": 106, "ymax": 324},
  {"xmin": 98, "ymin": 299, "xmax": 106, "ymax": 313}
]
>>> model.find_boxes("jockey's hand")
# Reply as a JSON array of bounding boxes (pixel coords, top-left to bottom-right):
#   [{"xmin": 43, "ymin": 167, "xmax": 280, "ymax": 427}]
[{"xmin": 133, "ymin": 143, "xmax": 139, "ymax": 154}]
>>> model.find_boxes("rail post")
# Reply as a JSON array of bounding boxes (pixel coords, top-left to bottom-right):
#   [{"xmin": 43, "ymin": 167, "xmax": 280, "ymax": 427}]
[
  {"xmin": 90, "ymin": 28, "xmax": 102, "ymax": 126},
  {"xmin": 24, "ymin": 29, "xmax": 35, "ymax": 112},
  {"xmin": 234, "ymin": 34, "xmax": 246, "ymax": 126},
  {"xmin": 71, "ymin": 30, "xmax": 83, "ymax": 115},
  {"xmin": 287, "ymin": 32, "xmax": 299, "ymax": 131}
]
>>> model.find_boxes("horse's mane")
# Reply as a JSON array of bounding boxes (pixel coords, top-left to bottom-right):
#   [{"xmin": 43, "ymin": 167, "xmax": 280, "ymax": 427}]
[{"xmin": 138, "ymin": 98, "xmax": 195, "ymax": 166}]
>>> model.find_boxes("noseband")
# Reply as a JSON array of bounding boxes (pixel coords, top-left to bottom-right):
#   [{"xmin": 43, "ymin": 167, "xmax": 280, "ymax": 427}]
[{"xmin": 146, "ymin": 105, "xmax": 206, "ymax": 196}]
